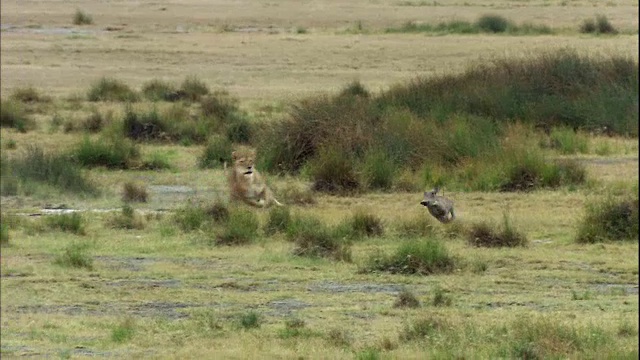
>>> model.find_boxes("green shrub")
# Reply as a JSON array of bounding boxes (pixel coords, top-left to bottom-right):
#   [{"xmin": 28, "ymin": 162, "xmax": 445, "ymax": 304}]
[
  {"xmin": 123, "ymin": 104, "xmax": 209, "ymax": 143},
  {"xmin": 362, "ymin": 238, "xmax": 456, "ymax": 275},
  {"xmin": 205, "ymin": 201, "xmax": 229, "ymax": 223},
  {"xmin": 575, "ymin": 195, "xmax": 638, "ymax": 243},
  {"xmin": 54, "ymin": 242, "xmax": 93, "ymax": 269},
  {"xmin": 476, "ymin": 14, "xmax": 511, "ymax": 33},
  {"xmin": 430, "ymin": 286, "xmax": 453, "ymax": 306},
  {"xmin": 338, "ymin": 80, "xmax": 370, "ymax": 98},
  {"xmin": 467, "ymin": 212, "xmax": 528, "ymax": 247},
  {"xmin": 278, "ymin": 183, "xmax": 317, "ymax": 206},
  {"xmin": 1, "ymin": 99, "xmax": 34, "ymax": 132},
  {"xmin": 141, "ymin": 79, "xmax": 179, "ymax": 102},
  {"xmin": 73, "ymin": 9, "xmax": 93, "ymax": 25},
  {"xmin": 82, "ymin": 109, "xmax": 111, "ymax": 133},
  {"xmin": 216, "ymin": 207, "xmax": 259, "ymax": 245},
  {"xmin": 10, "ymin": 86, "xmax": 52, "ymax": 103},
  {"xmin": 198, "ymin": 135, "xmax": 233, "ymax": 169},
  {"xmin": 45, "ymin": 213, "xmax": 86, "ymax": 235},
  {"xmin": 72, "ymin": 135, "xmax": 140, "ymax": 169},
  {"xmin": 7, "ymin": 146, "xmax": 97, "ymax": 195},
  {"xmin": 264, "ymin": 206, "xmax": 291, "ymax": 236},
  {"xmin": 87, "ymin": 77, "xmax": 138, "ymax": 102},
  {"xmin": 200, "ymin": 91, "xmax": 240, "ymax": 121},
  {"xmin": 226, "ymin": 118, "xmax": 253, "ymax": 144},
  {"xmin": 287, "ymin": 216, "xmax": 352, "ymax": 261}
]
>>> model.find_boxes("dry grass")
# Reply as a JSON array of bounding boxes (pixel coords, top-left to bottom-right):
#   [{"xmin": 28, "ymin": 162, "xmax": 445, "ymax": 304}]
[{"xmin": 0, "ymin": 0, "xmax": 638, "ymax": 358}]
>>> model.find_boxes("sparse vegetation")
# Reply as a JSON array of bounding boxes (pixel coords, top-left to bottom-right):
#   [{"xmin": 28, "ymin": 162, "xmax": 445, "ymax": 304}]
[{"xmin": 73, "ymin": 9, "xmax": 93, "ymax": 25}]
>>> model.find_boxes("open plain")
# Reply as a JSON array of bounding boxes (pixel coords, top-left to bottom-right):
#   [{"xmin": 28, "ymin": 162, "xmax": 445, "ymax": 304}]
[{"xmin": 1, "ymin": 0, "xmax": 639, "ymax": 359}]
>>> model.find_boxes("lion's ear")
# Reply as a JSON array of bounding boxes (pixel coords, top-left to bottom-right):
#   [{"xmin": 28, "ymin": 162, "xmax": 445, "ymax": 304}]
[{"xmin": 231, "ymin": 151, "xmax": 238, "ymax": 160}]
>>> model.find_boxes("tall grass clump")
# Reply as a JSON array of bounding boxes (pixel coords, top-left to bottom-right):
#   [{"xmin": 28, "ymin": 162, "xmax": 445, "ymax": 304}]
[
  {"xmin": 362, "ymin": 238, "xmax": 456, "ymax": 275},
  {"xmin": 122, "ymin": 181, "xmax": 148, "ymax": 203},
  {"xmin": 122, "ymin": 104, "xmax": 210, "ymax": 143},
  {"xmin": 72, "ymin": 135, "xmax": 140, "ymax": 169},
  {"xmin": 179, "ymin": 76, "xmax": 210, "ymax": 102},
  {"xmin": 54, "ymin": 242, "xmax": 93, "ymax": 270},
  {"xmin": 580, "ymin": 15, "xmax": 617, "ymax": 34},
  {"xmin": 503, "ymin": 316, "xmax": 612, "ymax": 359},
  {"xmin": 309, "ymin": 147, "xmax": 360, "ymax": 194},
  {"xmin": 467, "ymin": 212, "xmax": 528, "ymax": 247},
  {"xmin": 264, "ymin": 206, "xmax": 291, "ymax": 236},
  {"xmin": 338, "ymin": 209, "xmax": 385, "ymax": 239},
  {"xmin": 106, "ymin": 204, "xmax": 146, "ymax": 230},
  {"xmin": 575, "ymin": 194, "xmax": 638, "ymax": 243},
  {"xmin": 545, "ymin": 127, "xmax": 590, "ymax": 154},
  {"xmin": 1, "ymin": 99, "xmax": 35, "ymax": 132},
  {"xmin": 6, "ymin": 146, "xmax": 97, "ymax": 195},
  {"xmin": 45, "ymin": 213, "xmax": 86, "ymax": 235},
  {"xmin": 215, "ymin": 207, "xmax": 259, "ymax": 245},
  {"xmin": 87, "ymin": 77, "xmax": 138, "ymax": 102},
  {"xmin": 141, "ymin": 79, "xmax": 179, "ymax": 102},
  {"xmin": 198, "ymin": 135, "xmax": 233, "ymax": 169},
  {"xmin": 375, "ymin": 49, "xmax": 638, "ymax": 136},
  {"xmin": 73, "ymin": 9, "xmax": 93, "ymax": 25},
  {"xmin": 173, "ymin": 204, "xmax": 209, "ymax": 232},
  {"xmin": 287, "ymin": 216, "xmax": 352, "ymax": 261}
]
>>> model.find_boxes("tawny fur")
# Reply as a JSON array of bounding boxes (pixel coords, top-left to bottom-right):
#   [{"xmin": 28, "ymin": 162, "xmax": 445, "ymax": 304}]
[
  {"xmin": 228, "ymin": 149, "xmax": 283, "ymax": 208},
  {"xmin": 420, "ymin": 187, "xmax": 455, "ymax": 223}
]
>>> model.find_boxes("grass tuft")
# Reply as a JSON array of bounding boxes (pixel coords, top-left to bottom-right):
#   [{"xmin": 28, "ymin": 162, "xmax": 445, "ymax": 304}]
[
  {"xmin": 87, "ymin": 77, "xmax": 138, "ymax": 102},
  {"xmin": 264, "ymin": 206, "xmax": 291, "ymax": 236},
  {"xmin": 216, "ymin": 207, "xmax": 259, "ymax": 245},
  {"xmin": 54, "ymin": 242, "xmax": 93, "ymax": 270},
  {"xmin": 73, "ymin": 9, "xmax": 93, "ymax": 25},
  {"xmin": 575, "ymin": 194, "xmax": 638, "ymax": 243},
  {"xmin": 467, "ymin": 212, "xmax": 528, "ymax": 247},
  {"xmin": 45, "ymin": 213, "xmax": 86, "ymax": 235},
  {"xmin": 1, "ymin": 99, "xmax": 35, "ymax": 132},
  {"xmin": 122, "ymin": 181, "xmax": 148, "ymax": 203},
  {"xmin": 362, "ymin": 238, "xmax": 456, "ymax": 275},
  {"xmin": 287, "ymin": 216, "xmax": 352, "ymax": 261},
  {"xmin": 393, "ymin": 289, "xmax": 421, "ymax": 308}
]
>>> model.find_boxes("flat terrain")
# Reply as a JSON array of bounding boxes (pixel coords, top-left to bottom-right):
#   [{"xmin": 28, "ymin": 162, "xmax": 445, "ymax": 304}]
[{"xmin": 1, "ymin": 0, "xmax": 639, "ymax": 359}]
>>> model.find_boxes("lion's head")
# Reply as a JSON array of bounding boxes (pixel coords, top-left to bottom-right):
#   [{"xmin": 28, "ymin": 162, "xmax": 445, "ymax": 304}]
[{"xmin": 232, "ymin": 150, "xmax": 256, "ymax": 176}]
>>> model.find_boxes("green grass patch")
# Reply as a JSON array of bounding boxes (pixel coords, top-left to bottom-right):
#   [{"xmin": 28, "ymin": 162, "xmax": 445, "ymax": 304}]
[
  {"xmin": 106, "ymin": 205, "xmax": 146, "ymax": 230},
  {"xmin": 87, "ymin": 77, "xmax": 138, "ymax": 102},
  {"xmin": 264, "ymin": 205, "xmax": 291, "ymax": 236},
  {"xmin": 362, "ymin": 238, "xmax": 456, "ymax": 275},
  {"xmin": 44, "ymin": 213, "xmax": 86, "ymax": 235},
  {"xmin": 73, "ymin": 9, "xmax": 93, "ymax": 25},
  {"xmin": 54, "ymin": 242, "xmax": 93, "ymax": 270},
  {"xmin": 287, "ymin": 215, "xmax": 352, "ymax": 261},
  {"xmin": 467, "ymin": 212, "xmax": 528, "ymax": 247},
  {"xmin": 575, "ymin": 194, "xmax": 638, "ymax": 243},
  {"xmin": 111, "ymin": 318, "xmax": 135, "ymax": 343},
  {"xmin": 198, "ymin": 135, "xmax": 233, "ymax": 169},
  {"xmin": 215, "ymin": 207, "xmax": 259, "ymax": 246},
  {"xmin": 72, "ymin": 135, "xmax": 140, "ymax": 169},
  {"xmin": 1, "ymin": 99, "xmax": 35, "ymax": 132}
]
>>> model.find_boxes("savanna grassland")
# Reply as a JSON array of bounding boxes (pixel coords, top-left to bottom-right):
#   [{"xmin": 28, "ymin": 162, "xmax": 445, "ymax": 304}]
[{"xmin": 1, "ymin": 0, "xmax": 639, "ymax": 359}]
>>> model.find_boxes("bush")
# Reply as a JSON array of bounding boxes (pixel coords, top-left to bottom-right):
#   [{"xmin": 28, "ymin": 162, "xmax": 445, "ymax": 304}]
[
  {"xmin": 72, "ymin": 135, "xmax": 140, "ymax": 169},
  {"xmin": 200, "ymin": 91, "xmax": 240, "ymax": 121},
  {"xmin": 476, "ymin": 14, "xmax": 511, "ymax": 33},
  {"xmin": 467, "ymin": 212, "xmax": 528, "ymax": 247},
  {"xmin": 575, "ymin": 195, "xmax": 638, "ymax": 243},
  {"xmin": 122, "ymin": 182, "xmax": 148, "ymax": 203},
  {"xmin": 237, "ymin": 311, "xmax": 261, "ymax": 329},
  {"xmin": 360, "ymin": 148, "xmax": 396, "ymax": 191},
  {"xmin": 287, "ymin": 216, "xmax": 352, "ymax": 261},
  {"xmin": 173, "ymin": 205, "xmax": 208, "ymax": 232},
  {"xmin": 45, "ymin": 213, "xmax": 86, "ymax": 235},
  {"xmin": 123, "ymin": 104, "xmax": 209, "ymax": 144},
  {"xmin": 142, "ymin": 79, "xmax": 179, "ymax": 102},
  {"xmin": 216, "ymin": 207, "xmax": 259, "ymax": 245},
  {"xmin": 362, "ymin": 238, "xmax": 456, "ymax": 275},
  {"xmin": 546, "ymin": 127, "xmax": 589, "ymax": 154},
  {"xmin": 205, "ymin": 201, "xmax": 229, "ymax": 223},
  {"xmin": 264, "ymin": 206, "xmax": 291, "ymax": 236},
  {"xmin": 54, "ymin": 242, "xmax": 93, "ymax": 269},
  {"xmin": 87, "ymin": 77, "xmax": 138, "ymax": 102},
  {"xmin": 1, "ymin": 99, "xmax": 34, "ymax": 132},
  {"xmin": 278, "ymin": 183, "xmax": 317, "ymax": 206},
  {"xmin": 7, "ymin": 146, "xmax": 97, "ymax": 195},
  {"xmin": 73, "ymin": 9, "xmax": 93, "ymax": 25},
  {"xmin": 198, "ymin": 135, "xmax": 233, "ymax": 169}
]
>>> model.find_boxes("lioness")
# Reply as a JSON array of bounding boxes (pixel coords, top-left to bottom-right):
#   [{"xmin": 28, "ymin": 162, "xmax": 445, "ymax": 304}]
[
  {"xmin": 420, "ymin": 187, "xmax": 455, "ymax": 223},
  {"xmin": 228, "ymin": 149, "xmax": 283, "ymax": 208}
]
